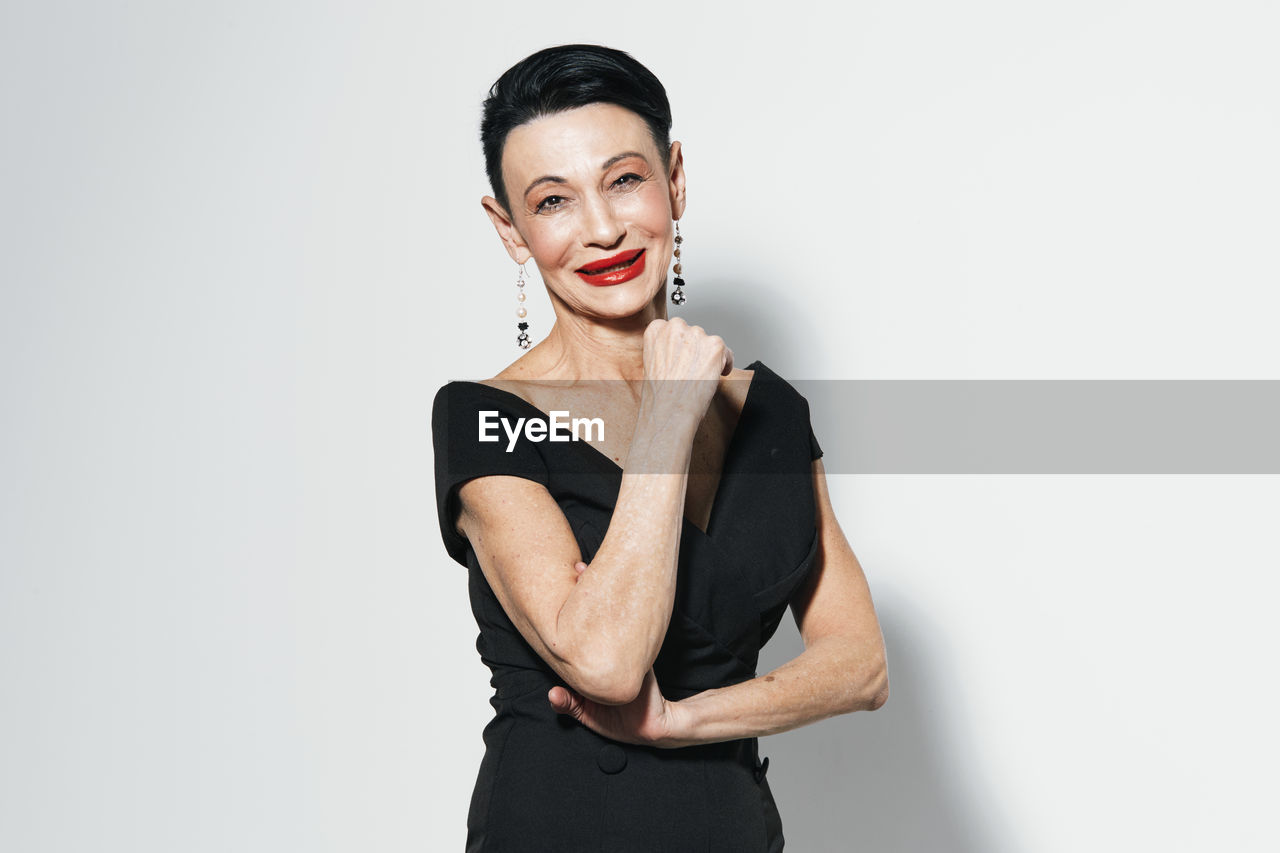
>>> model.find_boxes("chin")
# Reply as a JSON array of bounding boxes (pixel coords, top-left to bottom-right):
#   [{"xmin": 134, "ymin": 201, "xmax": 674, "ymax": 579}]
[{"xmin": 572, "ymin": 281, "xmax": 661, "ymax": 319}]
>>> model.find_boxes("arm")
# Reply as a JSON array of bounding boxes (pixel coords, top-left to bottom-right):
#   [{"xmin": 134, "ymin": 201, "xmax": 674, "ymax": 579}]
[
  {"xmin": 455, "ymin": 318, "xmax": 730, "ymax": 706},
  {"xmin": 664, "ymin": 458, "xmax": 888, "ymax": 746},
  {"xmin": 456, "ymin": 413, "xmax": 695, "ymax": 705}
]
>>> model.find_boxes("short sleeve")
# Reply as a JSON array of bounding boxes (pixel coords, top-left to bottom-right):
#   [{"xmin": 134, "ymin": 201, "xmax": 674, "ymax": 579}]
[
  {"xmin": 800, "ymin": 389, "xmax": 824, "ymax": 461},
  {"xmin": 432, "ymin": 382, "xmax": 551, "ymax": 567}
]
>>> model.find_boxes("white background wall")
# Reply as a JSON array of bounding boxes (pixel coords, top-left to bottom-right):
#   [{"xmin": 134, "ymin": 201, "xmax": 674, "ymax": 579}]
[{"xmin": 2, "ymin": 1, "xmax": 1276, "ymax": 850}]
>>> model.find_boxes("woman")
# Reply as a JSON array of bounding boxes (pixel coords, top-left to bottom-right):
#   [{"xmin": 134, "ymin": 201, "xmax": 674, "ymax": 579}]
[{"xmin": 433, "ymin": 44, "xmax": 887, "ymax": 851}]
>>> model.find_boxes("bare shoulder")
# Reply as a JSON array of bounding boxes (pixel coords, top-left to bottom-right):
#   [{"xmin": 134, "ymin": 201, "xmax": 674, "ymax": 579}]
[{"xmin": 717, "ymin": 364, "xmax": 756, "ymax": 410}]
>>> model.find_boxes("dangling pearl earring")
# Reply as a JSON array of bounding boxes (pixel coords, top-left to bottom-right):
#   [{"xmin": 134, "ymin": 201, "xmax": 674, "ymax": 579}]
[
  {"xmin": 515, "ymin": 263, "xmax": 531, "ymax": 349},
  {"xmin": 670, "ymin": 221, "xmax": 687, "ymax": 306}
]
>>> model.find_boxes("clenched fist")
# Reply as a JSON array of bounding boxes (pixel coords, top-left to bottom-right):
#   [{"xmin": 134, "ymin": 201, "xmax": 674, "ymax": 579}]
[{"xmin": 640, "ymin": 317, "xmax": 734, "ymax": 422}]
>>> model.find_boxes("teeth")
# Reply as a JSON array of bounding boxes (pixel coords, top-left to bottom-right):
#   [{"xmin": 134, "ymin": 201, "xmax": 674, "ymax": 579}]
[{"xmin": 585, "ymin": 253, "xmax": 638, "ymax": 275}]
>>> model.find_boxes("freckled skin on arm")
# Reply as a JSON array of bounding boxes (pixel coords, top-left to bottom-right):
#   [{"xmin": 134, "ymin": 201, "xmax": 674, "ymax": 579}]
[{"xmin": 457, "ymin": 442, "xmax": 693, "ymax": 706}]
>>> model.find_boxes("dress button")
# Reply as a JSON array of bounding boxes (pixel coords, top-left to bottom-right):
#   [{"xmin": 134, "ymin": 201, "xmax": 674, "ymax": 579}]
[{"xmin": 597, "ymin": 744, "xmax": 627, "ymax": 774}]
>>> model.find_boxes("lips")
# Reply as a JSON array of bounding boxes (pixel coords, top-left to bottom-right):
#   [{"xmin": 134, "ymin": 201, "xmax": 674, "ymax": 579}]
[
  {"xmin": 577, "ymin": 249, "xmax": 645, "ymax": 274},
  {"xmin": 575, "ymin": 248, "xmax": 647, "ymax": 287}
]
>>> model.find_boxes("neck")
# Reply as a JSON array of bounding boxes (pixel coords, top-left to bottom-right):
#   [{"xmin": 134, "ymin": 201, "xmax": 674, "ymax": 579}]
[{"xmin": 524, "ymin": 287, "xmax": 670, "ymax": 382}]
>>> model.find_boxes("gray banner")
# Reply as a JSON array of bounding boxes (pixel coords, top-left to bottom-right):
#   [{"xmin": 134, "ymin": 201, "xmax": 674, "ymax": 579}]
[
  {"xmin": 445, "ymin": 379, "xmax": 1280, "ymax": 474},
  {"xmin": 799, "ymin": 380, "xmax": 1280, "ymax": 474}
]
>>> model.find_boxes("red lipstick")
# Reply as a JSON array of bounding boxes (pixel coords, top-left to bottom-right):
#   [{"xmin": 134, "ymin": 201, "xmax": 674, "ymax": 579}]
[{"xmin": 575, "ymin": 249, "xmax": 646, "ymax": 286}]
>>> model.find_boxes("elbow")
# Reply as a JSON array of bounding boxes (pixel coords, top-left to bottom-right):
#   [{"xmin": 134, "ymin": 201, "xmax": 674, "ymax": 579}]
[
  {"xmin": 865, "ymin": 674, "xmax": 889, "ymax": 711},
  {"xmin": 552, "ymin": 614, "xmax": 648, "ymax": 705},
  {"xmin": 851, "ymin": 653, "xmax": 889, "ymax": 713},
  {"xmin": 574, "ymin": 664, "xmax": 644, "ymax": 706},
  {"xmin": 553, "ymin": 609, "xmax": 646, "ymax": 706},
  {"xmin": 593, "ymin": 679, "xmax": 645, "ymax": 706},
  {"xmin": 565, "ymin": 647, "xmax": 646, "ymax": 706}
]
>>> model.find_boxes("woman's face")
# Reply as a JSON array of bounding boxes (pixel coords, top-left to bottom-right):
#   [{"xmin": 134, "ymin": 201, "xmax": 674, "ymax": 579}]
[{"xmin": 482, "ymin": 102, "xmax": 685, "ymax": 321}]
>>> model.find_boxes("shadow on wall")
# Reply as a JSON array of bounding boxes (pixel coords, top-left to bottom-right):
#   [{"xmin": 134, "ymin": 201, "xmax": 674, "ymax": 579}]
[
  {"xmin": 684, "ymin": 279, "xmax": 1007, "ymax": 850},
  {"xmin": 757, "ymin": 603, "xmax": 1008, "ymax": 853},
  {"xmin": 671, "ymin": 276, "xmax": 822, "ymax": 376}
]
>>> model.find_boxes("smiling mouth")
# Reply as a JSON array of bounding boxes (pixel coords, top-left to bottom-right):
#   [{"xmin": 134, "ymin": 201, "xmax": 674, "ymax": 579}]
[{"xmin": 578, "ymin": 249, "xmax": 644, "ymax": 275}]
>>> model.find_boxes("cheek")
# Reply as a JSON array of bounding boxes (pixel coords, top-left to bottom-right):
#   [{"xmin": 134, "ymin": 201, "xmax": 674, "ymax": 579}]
[
  {"xmin": 522, "ymin": 220, "xmax": 577, "ymax": 264},
  {"xmin": 619, "ymin": 183, "xmax": 672, "ymax": 231}
]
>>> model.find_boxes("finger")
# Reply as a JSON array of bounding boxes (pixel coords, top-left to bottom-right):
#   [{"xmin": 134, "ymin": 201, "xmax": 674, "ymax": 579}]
[
  {"xmin": 722, "ymin": 347, "xmax": 735, "ymax": 376},
  {"xmin": 545, "ymin": 686, "xmax": 576, "ymax": 712},
  {"xmin": 644, "ymin": 318, "xmax": 666, "ymax": 346},
  {"xmin": 548, "ymin": 686, "xmax": 583, "ymax": 719}
]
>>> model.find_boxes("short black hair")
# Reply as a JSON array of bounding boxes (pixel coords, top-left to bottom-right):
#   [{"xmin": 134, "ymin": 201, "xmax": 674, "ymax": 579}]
[{"xmin": 480, "ymin": 44, "xmax": 673, "ymax": 213}]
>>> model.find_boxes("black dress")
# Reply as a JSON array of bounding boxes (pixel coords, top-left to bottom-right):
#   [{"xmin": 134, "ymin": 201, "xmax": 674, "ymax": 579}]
[{"xmin": 432, "ymin": 361, "xmax": 824, "ymax": 852}]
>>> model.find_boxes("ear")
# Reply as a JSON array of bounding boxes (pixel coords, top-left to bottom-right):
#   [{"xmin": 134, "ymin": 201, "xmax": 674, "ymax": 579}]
[
  {"xmin": 480, "ymin": 196, "xmax": 533, "ymax": 265},
  {"xmin": 666, "ymin": 140, "xmax": 687, "ymax": 221}
]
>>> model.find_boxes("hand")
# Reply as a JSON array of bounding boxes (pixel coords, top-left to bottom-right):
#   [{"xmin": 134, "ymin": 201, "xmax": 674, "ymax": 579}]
[
  {"xmin": 548, "ymin": 666, "xmax": 690, "ymax": 748},
  {"xmin": 551, "ymin": 562, "xmax": 692, "ymax": 748},
  {"xmin": 641, "ymin": 316, "xmax": 734, "ymax": 422}
]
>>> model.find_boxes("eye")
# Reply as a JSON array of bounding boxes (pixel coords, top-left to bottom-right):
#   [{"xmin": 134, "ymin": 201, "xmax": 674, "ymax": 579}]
[
  {"xmin": 535, "ymin": 195, "xmax": 566, "ymax": 212},
  {"xmin": 612, "ymin": 173, "xmax": 643, "ymax": 188}
]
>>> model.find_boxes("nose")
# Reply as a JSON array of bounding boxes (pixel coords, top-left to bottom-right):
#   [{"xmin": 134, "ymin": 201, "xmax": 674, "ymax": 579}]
[{"xmin": 579, "ymin": 191, "xmax": 624, "ymax": 249}]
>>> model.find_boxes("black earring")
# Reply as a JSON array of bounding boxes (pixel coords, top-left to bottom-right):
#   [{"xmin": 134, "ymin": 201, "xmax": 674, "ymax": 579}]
[{"xmin": 670, "ymin": 221, "xmax": 686, "ymax": 306}]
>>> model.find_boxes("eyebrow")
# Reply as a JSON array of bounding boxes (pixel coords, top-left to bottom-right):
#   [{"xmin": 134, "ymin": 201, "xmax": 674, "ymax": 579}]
[{"xmin": 522, "ymin": 151, "xmax": 650, "ymax": 200}]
